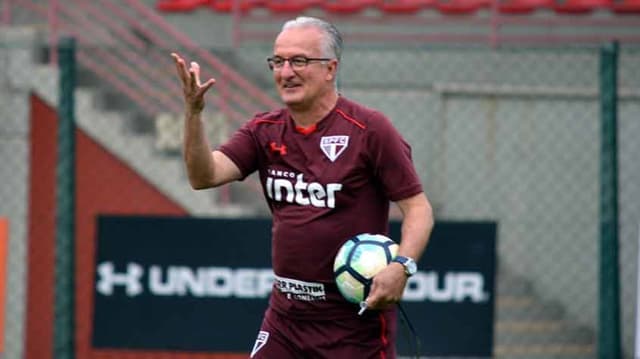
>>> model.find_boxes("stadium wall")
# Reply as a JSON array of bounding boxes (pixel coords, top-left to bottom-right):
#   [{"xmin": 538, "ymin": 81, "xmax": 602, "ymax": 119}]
[{"xmin": 24, "ymin": 94, "xmax": 189, "ymax": 359}]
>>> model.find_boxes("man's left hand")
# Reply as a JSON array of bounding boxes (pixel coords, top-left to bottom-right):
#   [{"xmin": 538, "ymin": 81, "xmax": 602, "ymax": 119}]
[{"xmin": 364, "ymin": 262, "xmax": 408, "ymax": 310}]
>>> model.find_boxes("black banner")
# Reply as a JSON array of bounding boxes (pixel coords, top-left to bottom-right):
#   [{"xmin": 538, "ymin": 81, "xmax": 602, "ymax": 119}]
[
  {"xmin": 390, "ymin": 221, "xmax": 496, "ymax": 357},
  {"xmin": 92, "ymin": 216, "xmax": 496, "ymax": 357}
]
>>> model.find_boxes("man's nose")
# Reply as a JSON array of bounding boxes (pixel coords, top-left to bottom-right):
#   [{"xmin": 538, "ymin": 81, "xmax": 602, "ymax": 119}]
[{"xmin": 280, "ymin": 60, "xmax": 296, "ymax": 76}]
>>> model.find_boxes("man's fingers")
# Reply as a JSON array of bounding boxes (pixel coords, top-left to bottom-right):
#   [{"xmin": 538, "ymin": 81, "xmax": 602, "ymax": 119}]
[
  {"xmin": 195, "ymin": 79, "xmax": 215, "ymax": 99},
  {"xmin": 199, "ymin": 78, "xmax": 217, "ymax": 94},
  {"xmin": 364, "ymin": 292, "xmax": 377, "ymax": 309},
  {"xmin": 190, "ymin": 61, "xmax": 202, "ymax": 86},
  {"xmin": 189, "ymin": 68, "xmax": 198, "ymax": 90},
  {"xmin": 366, "ymin": 279, "xmax": 402, "ymax": 310},
  {"xmin": 172, "ymin": 54, "xmax": 215, "ymax": 105},
  {"xmin": 171, "ymin": 53, "xmax": 189, "ymax": 84}
]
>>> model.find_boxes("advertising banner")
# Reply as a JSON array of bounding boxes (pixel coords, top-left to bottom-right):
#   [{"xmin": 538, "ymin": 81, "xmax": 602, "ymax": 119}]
[
  {"xmin": 393, "ymin": 221, "xmax": 496, "ymax": 357},
  {"xmin": 92, "ymin": 216, "xmax": 496, "ymax": 357}
]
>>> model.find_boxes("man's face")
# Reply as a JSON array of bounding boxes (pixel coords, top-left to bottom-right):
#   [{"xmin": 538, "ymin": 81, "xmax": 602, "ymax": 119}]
[{"xmin": 271, "ymin": 27, "xmax": 337, "ymax": 110}]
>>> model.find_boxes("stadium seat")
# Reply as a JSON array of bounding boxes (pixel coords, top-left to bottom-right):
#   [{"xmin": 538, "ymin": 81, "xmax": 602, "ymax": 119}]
[
  {"xmin": 322, "ymin": 0, "xmax": 380, "ymax": 13},
  {"xmin": 611, "ymin": 0, "xmax": 640, "ymax": 13},
  {"xmin": 553, "ymin": 0, "xmax": 612, "ymax": 13},
  {"xmin": 498, "ymin": 0, "xmax": 555, "ymax": 13},
  {"xmin": 436, "ymin": 0, "xmax": 493, "ymax": 14},
  {"xmin": 266, "ymin": 0, "xmax": 323, "ymax": 12},
  {"xmin": 156, "ymin": 0, "xmax": 210, "ymax": 12},
  {"xmin": 378, "ymin": 0, "xmax": 437, "ymax": 14},
  {"xmin": 209, "ymin": 0, "xmax": 266, "ymax": 12}
]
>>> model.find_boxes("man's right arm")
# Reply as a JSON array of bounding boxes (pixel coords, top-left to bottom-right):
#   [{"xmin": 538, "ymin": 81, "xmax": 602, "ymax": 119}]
[
  {"xmin": 183, "ymin": 110, "xmax": 242, "ymax": 189},
  {"xmin": 172, "ymin": 52, "xmax": 242, "ymax": 189}
]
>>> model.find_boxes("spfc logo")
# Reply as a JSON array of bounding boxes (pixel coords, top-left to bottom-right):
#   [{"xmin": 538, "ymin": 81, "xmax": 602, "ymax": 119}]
[{"xmin": 320, "ymin": 136, "xmax": 349, "ymax": 162}]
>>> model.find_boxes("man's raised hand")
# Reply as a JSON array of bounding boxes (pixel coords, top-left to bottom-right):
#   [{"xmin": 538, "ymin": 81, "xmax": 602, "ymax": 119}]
[{"xmin": 171, "ymin": 52, "xmax": 216, "ymax": 113}]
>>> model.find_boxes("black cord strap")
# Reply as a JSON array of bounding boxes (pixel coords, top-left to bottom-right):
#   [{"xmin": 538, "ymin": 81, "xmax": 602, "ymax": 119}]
[{"xmin": 397, "ymin": 302, "xmax": 422, "ymax": 359}]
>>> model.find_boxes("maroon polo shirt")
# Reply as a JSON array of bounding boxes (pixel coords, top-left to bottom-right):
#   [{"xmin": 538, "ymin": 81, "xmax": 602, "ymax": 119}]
[{"xmin": 219, "ymin": 96, "xmax": 422, "ymax": 319}]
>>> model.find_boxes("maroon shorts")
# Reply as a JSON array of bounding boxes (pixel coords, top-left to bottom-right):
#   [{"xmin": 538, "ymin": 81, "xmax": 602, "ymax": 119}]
[{"xmin": 250, "ymin": 306, "xmax": 397, "ymax": 359}]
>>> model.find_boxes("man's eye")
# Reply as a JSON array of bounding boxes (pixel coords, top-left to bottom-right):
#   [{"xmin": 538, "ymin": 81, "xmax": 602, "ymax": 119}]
[
  {"xmin": 291, "ymin": 57, "xmax": 307, "ymax": 66},
  {"xmin": 273, "ymin": 58, "xmax": 285, "ymax": 65}
]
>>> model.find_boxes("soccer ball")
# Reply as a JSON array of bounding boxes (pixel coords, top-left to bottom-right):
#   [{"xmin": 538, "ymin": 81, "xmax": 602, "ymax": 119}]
[{"xmin": 333, "ymin": 233, "xmax": 399, "ymax": 304}]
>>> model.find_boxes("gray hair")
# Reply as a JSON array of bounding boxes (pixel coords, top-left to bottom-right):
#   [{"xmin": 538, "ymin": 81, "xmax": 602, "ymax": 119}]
[{"xmin": 281, "ymin": 16, "xmax": 343, "ymax": 62}]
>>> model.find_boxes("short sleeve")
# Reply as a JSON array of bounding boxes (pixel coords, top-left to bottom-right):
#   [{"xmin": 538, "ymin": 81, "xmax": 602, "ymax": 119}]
[
  {"xmin": 218, "ymin": 121, "xmax": 259, "ymax": 180},
  {"xmin": 366, "ymin": 112, "xmax": 423, "ymax": 201}
]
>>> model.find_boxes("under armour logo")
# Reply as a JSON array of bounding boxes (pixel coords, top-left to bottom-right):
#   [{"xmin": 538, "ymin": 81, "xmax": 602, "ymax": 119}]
[
  {"xmin": 250, "ymin": 331, "xmax": 269, "ymax": 358},
  {"xmin": 269, "ymin": 142, "xmax": 287, "ymax": 155},
  {"xmin": 96, "ymin": 262, "xmax": 144, "ymax": 297}
]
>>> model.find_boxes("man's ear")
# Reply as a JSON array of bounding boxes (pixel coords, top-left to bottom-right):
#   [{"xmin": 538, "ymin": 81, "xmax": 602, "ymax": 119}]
[{"xmin": 326, "ymin": 60, "xmax": 338, "ymax": 81}]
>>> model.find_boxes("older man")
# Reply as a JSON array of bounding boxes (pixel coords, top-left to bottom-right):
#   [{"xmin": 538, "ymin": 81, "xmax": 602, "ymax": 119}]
[{"xmin": 172, "ymin": 16, "xmax": 433, "ymax": 358}]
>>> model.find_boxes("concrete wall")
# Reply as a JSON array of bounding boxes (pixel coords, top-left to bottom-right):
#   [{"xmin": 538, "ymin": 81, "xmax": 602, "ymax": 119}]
[{"xmin": 0, "ymin": 26, "xmax": 41, "ymax": 359}]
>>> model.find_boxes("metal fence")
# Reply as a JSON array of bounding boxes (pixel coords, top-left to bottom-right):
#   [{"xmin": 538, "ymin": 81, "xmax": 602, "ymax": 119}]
[
  {"xmin": 1, "ymin": 2, "xmax": 640, "ymax": 359},
  {"xmin": 334, "ymin": 44, "xmax": 640, "ymax": 358}
]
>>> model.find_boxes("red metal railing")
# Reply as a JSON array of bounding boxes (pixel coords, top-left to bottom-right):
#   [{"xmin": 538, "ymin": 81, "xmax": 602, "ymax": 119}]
[
  {"xmin": 8, "ymin": 0, "xmax": 274, "ymax": 206},
  {"xmin": 125, "ymin": 0, "xmax": 278, "ymax": 110},
  {"xmin": 9, "ymin": 0, "xmax": 277, "ymax": 121}
]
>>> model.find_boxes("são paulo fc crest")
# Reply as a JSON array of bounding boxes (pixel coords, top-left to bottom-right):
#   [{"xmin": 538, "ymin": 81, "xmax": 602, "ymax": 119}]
[{"xmin": 320, "ymin": 136, "xmax": 349, "ymax": 162}]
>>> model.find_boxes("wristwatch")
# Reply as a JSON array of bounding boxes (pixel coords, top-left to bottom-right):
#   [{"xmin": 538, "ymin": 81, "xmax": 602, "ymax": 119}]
[{"xmin": 392, "ymin": 256, "xmax": 417, "ymax": 277}]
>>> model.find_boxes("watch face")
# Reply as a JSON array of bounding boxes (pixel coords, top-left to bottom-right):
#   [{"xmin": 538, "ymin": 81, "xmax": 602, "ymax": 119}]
[
  {"xmin": 406, "ymin": 260, "xmax": 417, "ymax": 275},
  {"xmin": 395, "ymin": 256, "xmax": 417, "ymax": 276}
]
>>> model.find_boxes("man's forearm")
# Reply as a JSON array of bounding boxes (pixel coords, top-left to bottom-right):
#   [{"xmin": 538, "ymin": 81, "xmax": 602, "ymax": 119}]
[
  {"xmin": 397, "ymin": 193, "xmax": 434, "ymax": 261},
  {"xmin": 183, "ymin": 110, "xmax": 215, "ymax": 189}
]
